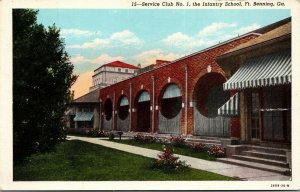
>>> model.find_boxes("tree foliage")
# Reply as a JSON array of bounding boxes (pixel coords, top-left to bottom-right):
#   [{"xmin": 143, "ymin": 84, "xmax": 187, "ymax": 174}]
[{"xmin": 13, "ymin": 9, "xmax": 77, "ymax": 163}]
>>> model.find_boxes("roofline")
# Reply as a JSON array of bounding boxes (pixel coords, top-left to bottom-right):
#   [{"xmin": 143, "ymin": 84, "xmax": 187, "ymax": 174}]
[
  {"xmin": 101, "ymin": 33, "xmax": 260, "ymax": 90},
  {"xmin": 251, "ymin": 17, "xmax": 291, "ymax": 34},
  {"xmin": 93, "ymin": 61, "xmax": 139, "ymax": 72},
  {"xmin": 217, "ymin": 33, "xmax": 291, "ymax": 60},
  {"xmin": 72, "ymin": 88, "xmax": 100, "ymax": 102}
]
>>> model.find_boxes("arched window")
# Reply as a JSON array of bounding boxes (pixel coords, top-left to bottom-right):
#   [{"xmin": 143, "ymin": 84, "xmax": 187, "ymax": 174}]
[
  {"xmin": 138, "ymin": 91, "xmax": 150, "ymax": 102},
  {"xmin": 160, "ymin": 84, "xmax": 182, "ymax": 119},
  {"xmin": 104, "ymin": 99, "xmax": 113, "ymax": 121},
  {"xmin": 118, "ymin": 96, "xmax": 129, "ymax": 120}
]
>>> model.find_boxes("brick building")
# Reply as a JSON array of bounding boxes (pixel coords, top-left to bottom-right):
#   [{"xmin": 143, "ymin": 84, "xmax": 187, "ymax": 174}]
[{"xmin": 99, "ymin": 33, "xmax": 259, "ymax": 137}]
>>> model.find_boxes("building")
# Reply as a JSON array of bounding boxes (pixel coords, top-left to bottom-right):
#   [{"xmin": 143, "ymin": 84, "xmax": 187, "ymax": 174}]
[
  {"xmin": 66, "ymin": 88, "xmax": 100, "ymax": 133},
  {"xmin": 89, "ymin": 61, "xmax": 140, "ymax": 92},
  {"xmin": 99, "ymin": 33, "xmax": 259, "ymax": 135},
  {"xmin": 96, "ymin": 18, "xmax": 292, "ymax": 173},
  {"xmin": 216, "ymin": 17, "xmax": 291, "ymax": 172},
  {"xmin": 218, "ymin": 17, "xmax": 291, "ymax": 144}
]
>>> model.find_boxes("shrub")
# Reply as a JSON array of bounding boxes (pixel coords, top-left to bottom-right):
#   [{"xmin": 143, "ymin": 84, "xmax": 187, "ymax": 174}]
[
  {"xmin": 191, "ymin": 142, "xmax": 207, "ymax": 152},
  {"xmin": 207, "ymin": 145, "xmax": 225, "ymax": 158},
  {"xmin": 133, "ymin": 134, "xmax": 157, "ymax": 143},
  {"xmin": 169, "ymin": 136, "xmax": 186, "ymax": 147},
  {"xmin": 152, "ymin": 146, "xmax": 189, "ymax": 172},
  {"xmin": 108, "ymin": 132, "xmax": 115, "ymax": 140}
]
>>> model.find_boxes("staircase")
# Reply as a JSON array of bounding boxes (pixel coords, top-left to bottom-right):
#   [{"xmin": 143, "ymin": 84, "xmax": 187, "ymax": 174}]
[
  {"xmin": 218, "ymin": 145, "xmax": 291, "ymax": 175},
  {"xmin": 185, "ymin": 136, "xmax": 222, "ymax": 147}
]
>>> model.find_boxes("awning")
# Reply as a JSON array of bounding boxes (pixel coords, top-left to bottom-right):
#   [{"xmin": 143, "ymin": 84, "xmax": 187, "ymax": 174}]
[
  {"xmin": 223, "ymin": 50, "xmax": 291, "ymax": 90},
  {"xmin": 218, "ymin": 93, "xmax": 239, "ymax": 116},
  {"xmin": 138, "ymin": 91, "xmax": 150, "ymax": 102},
  {"xmin": 73, "ymin": 112, "xmax": 94, "ymax": 121}
]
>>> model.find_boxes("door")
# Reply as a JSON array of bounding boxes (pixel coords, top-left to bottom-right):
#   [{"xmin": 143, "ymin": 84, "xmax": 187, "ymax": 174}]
[{"xmin": 249, "ymin": 92, "xmax": 260, "ymax": 140}]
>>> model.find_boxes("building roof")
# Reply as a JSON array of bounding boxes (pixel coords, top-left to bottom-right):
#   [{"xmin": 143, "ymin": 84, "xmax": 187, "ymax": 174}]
[
  {"xmin": 94, "ymin": 61, "xmax": 140, "ymax": 71},
  {"xmin": 221, "ymin": 19, "xmax": 291, "ymax": 57},
  {"xmin": 72, "ymin": 88, "xmax": 100, "ymax": 104}
]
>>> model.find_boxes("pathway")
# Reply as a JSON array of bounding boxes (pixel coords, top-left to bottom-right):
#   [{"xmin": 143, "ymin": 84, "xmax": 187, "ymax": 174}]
[{"xmin": 67, "ymin": 135, "xmax": 291, "ymax": 181}]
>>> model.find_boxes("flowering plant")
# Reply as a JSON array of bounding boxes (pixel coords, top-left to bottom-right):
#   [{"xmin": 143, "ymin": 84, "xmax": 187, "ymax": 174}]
[
  {"xmin": 152, "ymin": 145, "xmax": 189, "ymax": 172},
  {"xmin": 169, "ymin": 136, "xmax": 186, "ymax": 147},
  {"xmin": 207, "ymin": 145, "xmax": 225, "ymax": 158},
  {"xmin": 191, "ymin": 142, "xmax": 207, "ymax": 152},
  {"xmin": 134, "ymin": 134, "xmax": 156, "ymax": 143}
]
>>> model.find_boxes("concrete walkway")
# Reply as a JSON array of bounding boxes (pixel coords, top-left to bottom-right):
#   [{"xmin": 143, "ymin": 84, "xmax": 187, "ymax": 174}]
[{"xmin": 67, "ymin": 136, "xmax": 291, "ymax": 181}]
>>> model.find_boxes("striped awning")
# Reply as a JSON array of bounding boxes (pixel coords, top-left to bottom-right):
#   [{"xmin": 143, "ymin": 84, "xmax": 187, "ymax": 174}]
[
  {"xmin": 218, "ymin": 93, "xmax": 239, "ymax": 116},
  {"xmin": 138, "ymin": 91, "xmax": 150, "ymax": 102},
  {"xmin": 73, "ymin": 112, "xmax": 94, "ymax": 121},
  {"xmin": 224, "ymin": 50, "xmax": 291, "ymax": 90}
]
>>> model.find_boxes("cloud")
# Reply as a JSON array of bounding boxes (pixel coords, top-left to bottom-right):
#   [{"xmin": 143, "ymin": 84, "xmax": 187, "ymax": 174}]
[
  {"xmin": 162, "ymin": 22, "xmax": 261, "ymax": 50},
  {"xmin": 91, "ymin": 54, "xmax": 124, "ymax": 64},
  {"xmin": 71, "ymin": 71, "xmax": 93, "ymax": 99},
  {"xmin": 234, "ymin": 23, "xmax": 261, "ymax": 35},
  {"xmin": 69, "ymin": 54, "xmax": 124, "ymax": 66},
  {"xmin": 110, "ymin": 30, "xmax": 143, "ymax": 46},
  {"xmin": 61, "ymin": 28, "xmax": 100, "ymax": 38},
  {"xmin": 198, "ymin": 22, "xmax": 237, "ymax": 36},
  {"xmin": 70, "ymin": 55, "xmax": 90, "ymax": 64},
  {"xmin": 68, "ymin": 30, "xmax": 143, "ymax": 49},
  {"xmin": 132, "ymin": 49, "xmax": 183, "ymax": 67}
]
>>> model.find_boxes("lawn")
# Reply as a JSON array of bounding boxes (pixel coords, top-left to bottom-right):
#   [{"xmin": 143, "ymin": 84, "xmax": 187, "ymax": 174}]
[
  {"xmin": 14, "ymin": 140, "xmax": 234, "ymax": 181},
  {"xmin": 112, "ymin": 139, "xmax": 215, "ymax": 160}
]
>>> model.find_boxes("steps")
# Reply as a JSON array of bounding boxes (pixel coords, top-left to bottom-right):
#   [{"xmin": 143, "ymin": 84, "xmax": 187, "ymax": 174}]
[{"xmin": 218, "ymin": 145, "xmax": 291, "ymax": 175}]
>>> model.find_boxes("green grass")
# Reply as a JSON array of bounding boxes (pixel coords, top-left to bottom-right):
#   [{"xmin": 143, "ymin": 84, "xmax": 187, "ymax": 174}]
[
  {"xmin": 112, "ymin": 139, "xmax": 215, "ymax": 161},
  {"xmin": 14, "ymin": 140, "xmax": 234, "ymax": 181}
]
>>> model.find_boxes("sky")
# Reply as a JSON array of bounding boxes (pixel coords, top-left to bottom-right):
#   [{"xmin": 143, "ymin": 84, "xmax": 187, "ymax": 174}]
[{"xmin": 36, "ymin": 9, "xmax": 290, "ymax": 98}]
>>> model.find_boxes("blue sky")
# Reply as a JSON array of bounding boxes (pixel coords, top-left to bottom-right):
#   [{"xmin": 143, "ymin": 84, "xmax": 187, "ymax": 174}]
[{"xmin": 36, "ymin": 9, "xmax": 290, "ymax": 97}]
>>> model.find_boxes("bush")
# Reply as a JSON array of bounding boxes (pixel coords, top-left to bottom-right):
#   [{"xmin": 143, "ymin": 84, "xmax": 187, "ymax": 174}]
[
  {"xmin": 169, "ymin": 136, "xmax": 186, "ymax": 147},
  {"xmin": 152, "ymin": 146, "xmax": 189, "ymax": 172},
  {"xmin": 207, "ymin": 145, "xmax": 225, "ymax": 158},
  {"xmin": 191, "ymin": 142, "xmax": 207, "ymax": 152},
  {"xmin": 133, "ymin": 134, "xmax": 157, "ymax": 143},
  {"xmin": 108, "ymin": 133, "xmax": 115, "ymax": 140}
]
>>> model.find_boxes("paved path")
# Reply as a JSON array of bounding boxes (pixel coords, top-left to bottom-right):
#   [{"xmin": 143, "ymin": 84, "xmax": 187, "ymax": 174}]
[{"xmin": 67, "ymin": 136, "xmax": 291, "ymax": 181}]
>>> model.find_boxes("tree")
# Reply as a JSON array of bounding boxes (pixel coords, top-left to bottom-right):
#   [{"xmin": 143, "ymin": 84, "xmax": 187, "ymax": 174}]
[{"xmin": 13, "ymin": 9, "xmax": 77, "ymax": 163}]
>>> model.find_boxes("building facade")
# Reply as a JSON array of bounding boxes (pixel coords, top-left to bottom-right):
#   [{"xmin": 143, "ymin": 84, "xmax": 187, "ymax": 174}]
[
  {"xmin": 217, "ymin": 17, "xmax": 291, "ymax": 145},
  {"xmin": 66, "ymin": 88, "xmax": 100, "ymax": 132},
  {"xmin": 89, "ymin": 61, "xmax": 140, "ymax": 92},
  {"xmin": 99, "ymin": 33, "xmax": 260, "ymax": 137}
]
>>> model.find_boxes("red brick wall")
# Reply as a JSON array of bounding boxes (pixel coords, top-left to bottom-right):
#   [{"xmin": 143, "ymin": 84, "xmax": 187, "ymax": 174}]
[{"xmin": 99, "ymin": 34, "xmax": 258, "ymax": 136}]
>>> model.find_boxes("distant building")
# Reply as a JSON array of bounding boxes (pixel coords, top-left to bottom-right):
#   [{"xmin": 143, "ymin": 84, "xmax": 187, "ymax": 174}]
[
  {"xmin": 65, "ymin": 88, "xmax": 100, "ymax": 132},
  {"xmin": 89, "ymin": 61, "xmax": 140, "ymax": 92}
]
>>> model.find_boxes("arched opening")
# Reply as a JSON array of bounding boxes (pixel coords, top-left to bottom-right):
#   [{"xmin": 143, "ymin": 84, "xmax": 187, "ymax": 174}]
[
  {"xmin": 117, "ymin": 95, "xmax": 129, "ymax": 131},
  {"xmin": 118, "ymin": 96, "xmax": 129, "ymax": 120},
  {"xmin": 161, "ymin": 84, "xmax": 182, "ymax": 118},
  {"xmin": 159, "ymin": 83, "xmax": 182, "ymax": 134},
  {"xmin": 136, "ymin": 91, "xmax": 150, "ymax": 132},
  {"xmin": 103, "ymin": 98, "xmax": 113, "ymax": 131},
  {"xmin": 104, "ymin": 99, "xmax": 113, "ymax": 121},
  {"xmin": 193, "ymin": 73, "xmax": 231, "ymax": 137}
]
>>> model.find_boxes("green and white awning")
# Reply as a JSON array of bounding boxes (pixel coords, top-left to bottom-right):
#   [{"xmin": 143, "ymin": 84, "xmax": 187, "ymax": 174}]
[
  {"xmin": 224, "ymin": 50, "xmax": 291, "ymax": 90},
  {"xmin": 73, "ymin": 112, "xmax": 94, "ymax": 121},
  {"xmin": 163, "ymin": 84, "xmax": 181, "ymax": 99},
  {"xmin": 138, "ymin": 91, "xmax": 150, "ymax": 102},
  {"xmin": 218, "ymin": 93, "xmax": 239, "ymax": 116}
]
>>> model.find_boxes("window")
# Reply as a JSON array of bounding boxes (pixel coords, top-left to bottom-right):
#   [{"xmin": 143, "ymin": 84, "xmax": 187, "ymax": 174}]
[
  {"xmin": 161, "ymin": 84, "xmax": 182, "ymax": 119},
  {"xmin": 118, "ymin": 68, "xmax": 121, "ymax": 72},
  {"xmin": 125, "ymin": 69, "xmax": 129, "ymax": 73}
]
